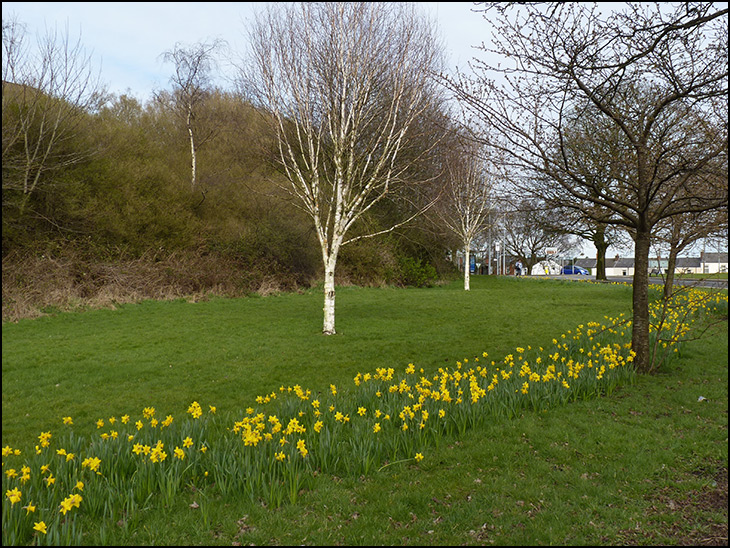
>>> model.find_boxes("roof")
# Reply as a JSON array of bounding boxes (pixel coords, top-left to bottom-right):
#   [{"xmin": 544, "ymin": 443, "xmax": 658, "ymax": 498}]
[
  {"xmin": 702, "ymin": 252, "xmax": 728, "ymax": 263},
  {"xmin": 676, "ymin": 257, "xmax": 701, "ymax": 267}
]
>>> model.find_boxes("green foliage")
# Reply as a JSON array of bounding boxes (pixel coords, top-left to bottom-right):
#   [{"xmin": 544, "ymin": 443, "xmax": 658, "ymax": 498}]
[
  {"xmin": 336, "ymin": 237, "xmax": 401, "ymax": 286},
  {"xmin": 398, "ymin": 255, "xmax": 438, "ymax": 287},
  {"xmin": 2, "ymin": 87, "xmax": 448, "ymax": 317}
]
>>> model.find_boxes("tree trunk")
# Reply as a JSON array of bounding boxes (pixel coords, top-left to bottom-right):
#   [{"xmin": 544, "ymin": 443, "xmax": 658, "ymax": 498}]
[
  {"xmin": 464, "ymin": 244, "xmax": 471, "ymax": 291},
  {"xmin": 632, "ymin": 223, "xmax": 652, "ymax": 373},
  {"xmin": 322, "ymin": 251, "xmax": 339, "ymax": 335},
  {"xmin": 187, "ymin": 108, "xmax": 196, "ymax": 188},
  {"xmin": 664, "ymin": 245, "xmax": 679, "ymax": 300},
  {"xmin": 593, "ymin": 225, "xmax": 609, "ymax": 281},
  {"xmin": 663, "ymin": 225, "xmax": 685, "ymax": 300}
]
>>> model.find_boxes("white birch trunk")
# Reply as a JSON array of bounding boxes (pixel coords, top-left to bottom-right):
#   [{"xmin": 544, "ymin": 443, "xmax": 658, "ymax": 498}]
[
  {"xmin": 188, "ymin": 127, "xmax": 196, "ymax": 188},
  {"xmin": 322, "ymin": 249, "xmax": 339, "ymax": 335},
  {"xmin": 463, "ymin": 244, "xmax": 471, "ymax": 291},
  {"xmin": 187, "ymin": 108, "xmax": 196, "ymax": 188}
]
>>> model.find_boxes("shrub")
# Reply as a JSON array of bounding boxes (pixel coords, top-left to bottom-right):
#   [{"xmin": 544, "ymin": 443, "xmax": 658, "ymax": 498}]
[{"xmin": 398, "ymin": 256, "xmax": 438, "ymax": 287}]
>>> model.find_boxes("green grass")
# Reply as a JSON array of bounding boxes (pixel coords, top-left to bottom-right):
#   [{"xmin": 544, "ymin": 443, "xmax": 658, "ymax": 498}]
[
  {"xmin": 1, "ymin": 276, "xmax": 633, "ymax": 447},
  {"xmin": 2, "ymin": 276, "xmax": 727, "ymax": 545},
  {"xmin": 672, "ymin": 272, "xmax": 728, "ymax": 280}
]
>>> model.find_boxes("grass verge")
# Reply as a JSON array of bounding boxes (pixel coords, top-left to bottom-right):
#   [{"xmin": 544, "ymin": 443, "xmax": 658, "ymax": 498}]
[{"xmin": 2, "ymin": 276, "xmax": 727, "ymax": 545}]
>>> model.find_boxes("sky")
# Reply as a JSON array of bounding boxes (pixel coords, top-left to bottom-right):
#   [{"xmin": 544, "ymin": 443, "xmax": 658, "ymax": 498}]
[{"xmin": 2, "ymin": 2, "xmax": 492, "ymax": 99}]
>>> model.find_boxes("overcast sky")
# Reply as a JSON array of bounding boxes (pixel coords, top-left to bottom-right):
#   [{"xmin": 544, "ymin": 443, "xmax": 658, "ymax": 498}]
[{"xmin": 2, "ymin": 2, "xmax": 493, "ymax": 100}]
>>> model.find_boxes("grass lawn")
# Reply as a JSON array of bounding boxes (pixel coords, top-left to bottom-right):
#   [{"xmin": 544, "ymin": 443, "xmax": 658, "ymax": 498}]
[
  {"xmin": 1, "ymin": 276, "xmax": 634, "ymax": 446},
  {"xmin": 2, "ymin": 276, "xmax": 727, "ymax": 545}
]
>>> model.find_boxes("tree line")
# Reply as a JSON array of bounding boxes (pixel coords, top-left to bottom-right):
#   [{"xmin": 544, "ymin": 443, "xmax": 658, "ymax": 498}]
[
  {"xmin": 3, "ymin": 2, "xmax": 728, "ymax": 372},
  {"xmin": 2, "ymin": 7, "xmax": 460, "ymax": 319}
]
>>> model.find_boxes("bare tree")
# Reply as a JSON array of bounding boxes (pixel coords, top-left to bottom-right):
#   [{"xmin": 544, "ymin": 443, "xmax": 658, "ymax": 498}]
[
  {"xmin": 2, "ymin": 16, "xmax": 106, "ymax": 217},
  {"xmin": 654, "ymin": 200, "xmax": 728, "ymax": 299},
  {"xmin": 160, "ymin": 38, "xmax": 225, "ymax": 189},
  {"xmin": 243, "ymin": 2, "xmax": 445, "ymax": 334},
  {"xmin": 434, "ymin": 140, "xmax": 497, "ymax": 290},
  {"xmin": 539, "ymin": 104, "xmax": 630, "ymax": 281},
  {"xmin": 502, "ymin": 199, "xmax": 580, "ymax": 274},
  {"xmin": 445, "ymin": 2, "xmax": 728, "ymax": 372}
]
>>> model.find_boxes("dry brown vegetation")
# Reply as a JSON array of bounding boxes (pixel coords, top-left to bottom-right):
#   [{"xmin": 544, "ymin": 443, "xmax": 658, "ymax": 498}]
[{"xmin": 2, "ymin": 248, "xmax": 275, "ymax": 321}]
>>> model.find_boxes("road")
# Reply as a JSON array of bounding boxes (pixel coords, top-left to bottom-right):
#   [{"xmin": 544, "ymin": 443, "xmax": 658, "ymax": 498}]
[{"xmin": 540, "ymin": 274, "xmax": 728, "ymax": 290}]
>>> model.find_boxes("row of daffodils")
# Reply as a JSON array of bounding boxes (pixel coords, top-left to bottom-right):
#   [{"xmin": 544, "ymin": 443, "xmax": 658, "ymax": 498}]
[{"xmin": 3, "ymin": 287, "xmax": 726, "ymax": 545}]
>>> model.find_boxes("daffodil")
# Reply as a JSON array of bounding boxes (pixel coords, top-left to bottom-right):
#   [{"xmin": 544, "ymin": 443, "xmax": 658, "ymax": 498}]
[
  {"xmin": 38, "ymin": 431, "xmax": 51, "ymax": 447},
  {"xmin": 187, "ymin": 401, "xmax": 203, "ymax": 419},
  {"xmin": 82, "ymin": 456, "xmax": 101, "ymax": 472},
  {"xmin": 5, "ymin": 487, "xmax": 21, "ymax": 505},
  {"xmin": 296, "ymin": 439, "xmax": 308, "ymax": 458},
  {"xmin": 59, "ymin": 493, "xmax": 82, "ymax": 515}
]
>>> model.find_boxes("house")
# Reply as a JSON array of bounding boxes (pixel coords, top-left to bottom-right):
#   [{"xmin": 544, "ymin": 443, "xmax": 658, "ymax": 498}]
[
  {"xmin": 457, "ymin": 250, "xmax": 727, "ymax": 277},
  {"xmin": 575, "ymin": 252, "xmax": 727, "ymax": 277},
  {"xmin": 575, "ymin": 258, "xmax": 597, "ymax": 274},
  {"xmin": 700, "ymin": 252, "xmax": 728, "ymax": 274},
  {"xmin": 604, "ymin": 257, "xmax": 636, "ymax": 277},
  {"xmin": 674, "ymin": 256, "xmax": 702, "ymax": 274}
]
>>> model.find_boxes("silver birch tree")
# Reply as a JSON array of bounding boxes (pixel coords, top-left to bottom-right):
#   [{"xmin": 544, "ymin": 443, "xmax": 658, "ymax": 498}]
[
  {"xmin": 244, "ymin": 2, "xmax": 444, "ymax": 334},
  {"xmin": 435, "ymin": 142, "xmax": 496, "ymax": 290},
  {"xmin": 161, "ymin": 39, "xmax": 224, "ymax": 189},
  {"xmin": 2, "ymin": 16, "xmax": 106, "ymax": 216}
]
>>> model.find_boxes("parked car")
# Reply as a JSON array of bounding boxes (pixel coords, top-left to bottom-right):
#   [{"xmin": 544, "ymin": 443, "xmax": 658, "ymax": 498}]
[{"xmin": 561, "ymin": 265, "xmax": 589, "ymax": 275}]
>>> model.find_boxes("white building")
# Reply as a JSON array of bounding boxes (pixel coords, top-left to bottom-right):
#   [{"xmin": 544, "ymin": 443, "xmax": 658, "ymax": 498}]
[
  {"xmin": 576, "ymin": 253, "xmax": 727, "ymax": 277},
  {"xmin": 700, "ymin": 252, "xmax": 728, "ymax": 274}
]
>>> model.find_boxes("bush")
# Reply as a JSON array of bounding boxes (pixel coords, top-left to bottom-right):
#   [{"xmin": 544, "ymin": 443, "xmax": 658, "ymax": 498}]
[{"xmin": 398, "ymin": 256, "xmax": 438, "ymax": 288}]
